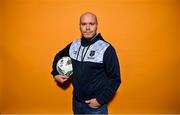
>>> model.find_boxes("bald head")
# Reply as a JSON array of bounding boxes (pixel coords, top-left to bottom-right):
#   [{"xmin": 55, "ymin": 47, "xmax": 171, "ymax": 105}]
[
  {"xmin": 79, "ymin": 12, "xmax": 98, "ymax": 39},
  {"xmin": 80, "ymin": 12, "xmax": 98, "ymax": 24}
]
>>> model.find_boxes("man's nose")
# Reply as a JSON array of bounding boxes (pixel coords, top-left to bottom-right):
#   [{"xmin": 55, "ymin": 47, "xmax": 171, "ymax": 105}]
[{"xmin": 86, "ymin": 24, "xmax": 90, "ymax": 30}]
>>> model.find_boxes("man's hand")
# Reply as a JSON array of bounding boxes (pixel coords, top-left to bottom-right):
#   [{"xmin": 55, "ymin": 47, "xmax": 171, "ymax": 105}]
[
  {"xmin": 85, "ymin": 98, "xmax": 101, "ymax": 108},
  {"xmin": 54, "ymin": 75, "xmax": 69, "ymax": 84}
]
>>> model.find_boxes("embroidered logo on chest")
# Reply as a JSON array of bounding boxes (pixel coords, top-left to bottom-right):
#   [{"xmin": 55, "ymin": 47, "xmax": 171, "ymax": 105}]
[{"xmin": 87, "ymin": 50, "xmax": 95, "ymax": 59}]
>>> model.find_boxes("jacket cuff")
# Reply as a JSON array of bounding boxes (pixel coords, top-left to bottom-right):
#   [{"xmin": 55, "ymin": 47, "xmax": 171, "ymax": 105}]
[
  {"xmin": 51, "ymin": 71, "xmax": 59, "ymax": 78},
  {"xmin": 96, "ymin": 95, "xmax": 107, "ymax": 105}
]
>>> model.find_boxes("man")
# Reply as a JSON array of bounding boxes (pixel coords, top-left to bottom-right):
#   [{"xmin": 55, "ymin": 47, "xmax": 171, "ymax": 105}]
[{"xmin": 51, "ymin": 12, "xmax": 121, "ymax": 114}]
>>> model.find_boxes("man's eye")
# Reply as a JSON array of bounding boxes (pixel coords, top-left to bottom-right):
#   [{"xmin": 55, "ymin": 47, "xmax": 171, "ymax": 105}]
[
  {"xmin": 90, "ymin": 23, "xmax": 95, "ymax": 25},
  {"xmin": 81, "ymin": 23, "xmax": 86, "ymax": 26}
]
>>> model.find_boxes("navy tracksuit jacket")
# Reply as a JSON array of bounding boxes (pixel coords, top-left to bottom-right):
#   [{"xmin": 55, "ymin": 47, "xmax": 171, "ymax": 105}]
[{"xmin": 51, "ymin": 33, "xmax": 121, "ymax": 105}]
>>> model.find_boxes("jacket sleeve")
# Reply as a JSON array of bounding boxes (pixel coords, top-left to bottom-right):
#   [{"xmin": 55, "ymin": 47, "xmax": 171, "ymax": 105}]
[
  {"xmin": 51, "ymin": 43, "xmax": 72, "ymax": 77},
  {"xmin": 96, "ymin": 45, "xmax": 121, "ymax": 105}
]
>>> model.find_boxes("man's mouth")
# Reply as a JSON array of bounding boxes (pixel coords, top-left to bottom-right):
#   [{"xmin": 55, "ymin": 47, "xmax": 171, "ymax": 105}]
[{"xmin": 84, "ymin": 32, "xmax": 92, "ymax": 34}]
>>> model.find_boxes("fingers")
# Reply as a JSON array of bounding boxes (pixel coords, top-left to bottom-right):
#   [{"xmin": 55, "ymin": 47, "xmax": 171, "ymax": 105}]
[
  {"xmin": 85, "ymin": 100, "xmax": 91, "ymax": 104},
  {"xmin": 85, "ymin": 98, "xmax": 101, "ymax": 108},
  {"xmin": 61, "ymin": 78, "xmax": 67, "ymax": 82},
  {"xmin": 60, "ymin": 75, "xmax": 69, "ymax": 79},
  {"xmin": 54, "ymin": 75, "xmax": 69, "ymax": 84}
]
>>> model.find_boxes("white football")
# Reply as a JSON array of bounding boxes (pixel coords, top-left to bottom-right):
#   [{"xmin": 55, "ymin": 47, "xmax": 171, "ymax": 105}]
[{"xmin": 56, "ymin": 56, "xmax": 73, "ymax": 76}]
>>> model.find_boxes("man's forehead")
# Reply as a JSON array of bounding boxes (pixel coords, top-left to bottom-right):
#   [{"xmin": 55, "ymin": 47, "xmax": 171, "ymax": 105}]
[{"xmin": 81, "ymin": 14, "xmax": 96, "ymax": 20}]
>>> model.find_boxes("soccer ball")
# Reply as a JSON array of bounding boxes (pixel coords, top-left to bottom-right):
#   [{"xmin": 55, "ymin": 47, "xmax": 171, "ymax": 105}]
[{"xmin": 56, "ymin": 56, "xmax": 73, "ymax": 76}]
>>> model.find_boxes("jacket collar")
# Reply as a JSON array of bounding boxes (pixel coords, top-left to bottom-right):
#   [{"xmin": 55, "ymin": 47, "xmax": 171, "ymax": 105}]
[{"xmin": 81, "ymin": 33, "xmax": 103, "ymax": 47}]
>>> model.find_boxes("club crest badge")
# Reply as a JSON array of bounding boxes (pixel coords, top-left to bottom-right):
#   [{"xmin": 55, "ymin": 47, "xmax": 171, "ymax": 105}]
[{"xmin": 90, "ymin": 50, "xmax": 95, "ymax": 57}]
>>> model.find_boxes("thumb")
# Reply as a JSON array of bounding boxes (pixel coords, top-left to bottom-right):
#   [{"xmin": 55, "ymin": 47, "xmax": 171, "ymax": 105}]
[{"xmin": 85, "ymin": 99, "xmax": 91, "ymax": 104}]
